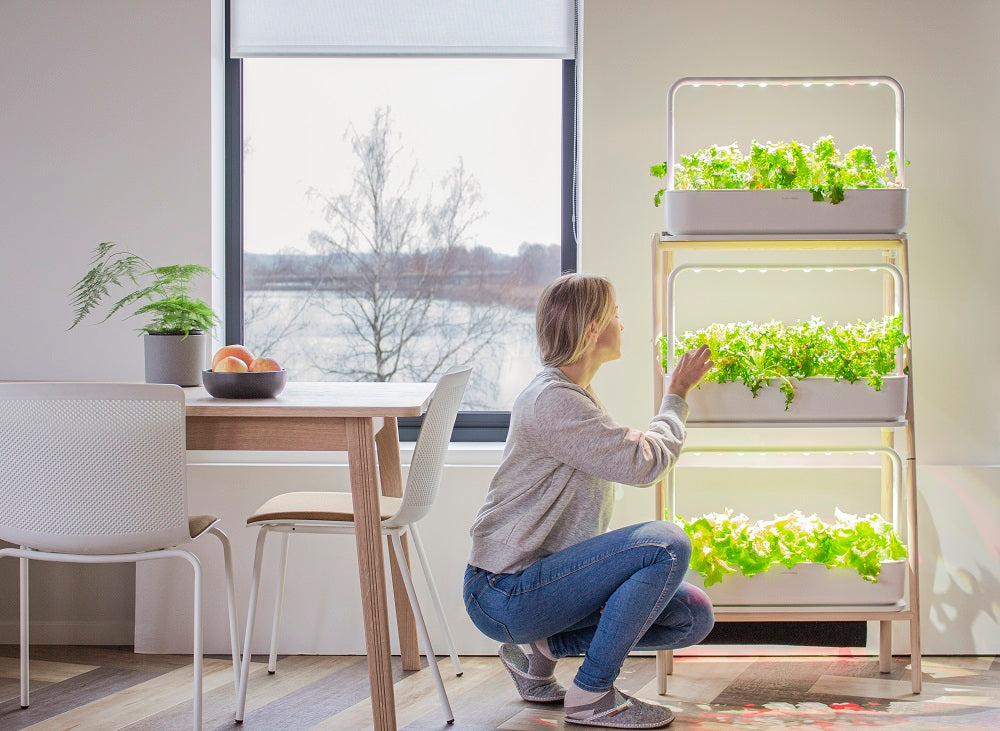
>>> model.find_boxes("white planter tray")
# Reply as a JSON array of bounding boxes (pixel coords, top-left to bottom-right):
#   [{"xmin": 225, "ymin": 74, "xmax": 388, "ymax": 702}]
[
  {"xmin": 663, "ymin": 188, "xmax": 908, "ymax": 235},
  {"xmin": 681, "ymin": 375, "xmax": 907, "ymax": 423},
  {"xmin": 687, "ymin": 560, "xmax": 905, "ymax": 606}
]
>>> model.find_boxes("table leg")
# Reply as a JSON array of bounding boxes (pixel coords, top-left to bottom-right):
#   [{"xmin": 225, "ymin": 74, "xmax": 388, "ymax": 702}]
[
  {"xmin": 347, "ymin": 417, "xmax": 397, "ymax": 731},
  {"xmin": 376, "ymin": 417, "xmax": 421, "ymax": 671}
]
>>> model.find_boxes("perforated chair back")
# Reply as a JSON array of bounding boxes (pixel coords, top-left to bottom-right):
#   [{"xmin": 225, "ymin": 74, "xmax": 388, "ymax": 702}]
[
  {"xmin": 384, "ymin": 366, "xmax": 471, "ymax": 528},
  {"xmin": 0, "ymin": 382, "xmax": 192, "ymax": 554}
]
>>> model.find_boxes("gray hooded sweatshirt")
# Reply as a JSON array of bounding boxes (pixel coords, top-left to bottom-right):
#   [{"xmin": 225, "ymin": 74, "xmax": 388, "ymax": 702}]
[{"xmin": 468, "ymin": 367, "xmax": 689, "ymax": 574}]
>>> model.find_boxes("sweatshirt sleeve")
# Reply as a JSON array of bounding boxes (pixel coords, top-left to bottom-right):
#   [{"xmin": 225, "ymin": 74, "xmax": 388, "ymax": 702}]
[{"xmin": 531, "ymin": 383, "xmax": 690, "ymax": 487}]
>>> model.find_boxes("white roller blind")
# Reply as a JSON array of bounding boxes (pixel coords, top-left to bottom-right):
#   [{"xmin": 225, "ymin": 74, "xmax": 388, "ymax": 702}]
[{"xmin": 230, "ymin": 0, "xmax": 576, "ymax": 58}]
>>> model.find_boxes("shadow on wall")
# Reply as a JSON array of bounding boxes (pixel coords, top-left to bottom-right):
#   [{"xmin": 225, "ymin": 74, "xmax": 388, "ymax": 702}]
[
  {"xmin": 920, "ymin": 466, "xmax": 1000, "ymax": 655},
  {"xmin": 0, "ymin": 539, "xmax": 136, "ymax": 644}
]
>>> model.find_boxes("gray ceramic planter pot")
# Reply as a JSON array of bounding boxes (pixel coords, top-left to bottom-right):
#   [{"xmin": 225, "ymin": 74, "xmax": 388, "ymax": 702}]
[{"xmin": 143, "ymin": 332, "xmax": 207, "ymax": 386}]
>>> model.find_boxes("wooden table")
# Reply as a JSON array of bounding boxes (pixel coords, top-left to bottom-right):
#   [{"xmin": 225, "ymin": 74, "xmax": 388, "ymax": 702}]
[{"xmin": 184, "ymin": 381, "xmax": 436, "ymax": 731}]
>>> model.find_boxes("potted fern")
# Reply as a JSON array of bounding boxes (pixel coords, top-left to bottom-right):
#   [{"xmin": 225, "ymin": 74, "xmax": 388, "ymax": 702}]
[{"xmin": 68, "ymin": 242, "xmax": 219, "ymax": 386}]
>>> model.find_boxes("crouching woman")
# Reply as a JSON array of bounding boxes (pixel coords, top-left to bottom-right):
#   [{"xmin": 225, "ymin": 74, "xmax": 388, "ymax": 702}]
[{"xmin": 463, "ymin": 273, "xmax": 715, "ymax": 728}]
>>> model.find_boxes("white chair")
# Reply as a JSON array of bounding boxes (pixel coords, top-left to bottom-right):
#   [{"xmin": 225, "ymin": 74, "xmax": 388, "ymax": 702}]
[
  {"xmin": 0, "ymin": 382, "xmax": 241, "ymax": 731},
  {"xmin": 235, "ymin": 365, "xmax": 471, "ymax": 725}
]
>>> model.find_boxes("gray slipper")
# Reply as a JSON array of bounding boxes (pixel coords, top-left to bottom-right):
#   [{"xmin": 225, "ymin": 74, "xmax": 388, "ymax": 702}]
[
  {"xmin": 565, "ymin": 687, "xmax": 674, "ymax": 728},
  {"xmin": 498, "ymin": 643, "xmax": 567, "ymax": 703}
]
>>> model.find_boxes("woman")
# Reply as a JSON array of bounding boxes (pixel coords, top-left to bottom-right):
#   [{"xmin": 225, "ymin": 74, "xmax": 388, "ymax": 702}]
[{"xmin": 463, "ymin": 273, "xmax": 715, "ymax": 729}]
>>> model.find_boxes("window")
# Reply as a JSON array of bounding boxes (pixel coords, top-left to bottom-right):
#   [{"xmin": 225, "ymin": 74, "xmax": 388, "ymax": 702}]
[{"xmin": 225, "ymin": 2, "xmax": 578, "ymax": 440}]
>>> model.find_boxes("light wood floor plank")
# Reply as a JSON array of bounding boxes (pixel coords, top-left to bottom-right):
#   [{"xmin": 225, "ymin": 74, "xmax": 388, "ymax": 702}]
[
  {"xmin": 313, "ymin": 657, "xmax": 496, "ymax": 729},
  {"xmin": 239, "ymin": 656, "xmax": 358, "ymax": 716},
  {"xmin": 122, "ymin": 655, "xmax": 357, "ymax": 730},
  {"xmin": 0, "ymin": 656, "xmax": 97, "ymax": 683},
  {"xmin": 634, "ymin": 656, "xmax": 755, "ymax": 703},
  {"xmin": 21, "ymin": 659, "xmax": 233, "ymax": 731},
  {"xmin": 810, "ymin": 674, "xmax": 1000, "ymax": 707},
  {"xmin": 920, "ymin": 656, "xmax": 998, "ymax": 676},
  {"xmin": 228, "ymin": 655, "xmax": 376, "ymax": 729},
  {"xmin": 1, "ymin": 667, "xmax": 158, "ymax": 730},
  {"xmin": 402, "ymin": 656, "xmax": 523, "ymax": 730},
  {"xmin": 1, "ymin": 649, "xmax": 998, "ymax": 730},
  {"xmin": 0, "ymin": 646, "xmax": 190, "ymax": 674},
  {"xmin": 0, "ymin": 677, "xmax": 51, "ymax": 706}
]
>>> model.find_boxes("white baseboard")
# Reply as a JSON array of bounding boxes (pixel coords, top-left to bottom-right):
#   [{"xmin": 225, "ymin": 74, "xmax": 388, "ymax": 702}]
[{"xmin": 0, "ymin": 620, "xmax": 134, "ymax": 645}]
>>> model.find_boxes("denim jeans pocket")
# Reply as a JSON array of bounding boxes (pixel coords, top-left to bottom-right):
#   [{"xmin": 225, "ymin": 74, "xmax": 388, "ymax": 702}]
[
  {"xmin": 462, "ymin": 565, "xmax": 485, "ymax": 595},
  {"xmin": 466, "ymin": 594, "xmax": 515, "ymax": 643},
  {"xmin": 486, "ymin": 572, "xmax": 515, "ymax": 596}
]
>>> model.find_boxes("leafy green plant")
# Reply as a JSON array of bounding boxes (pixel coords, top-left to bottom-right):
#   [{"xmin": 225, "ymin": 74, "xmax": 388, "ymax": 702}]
[
  {"xmin": 660, "ymin": 315, "xmax": 908, "ymax": 408},
  {"xmin": 676, "ymin": 509, "xmax": 907, "ymax": 585},
  {"xmin": 69, "ymin": 242, "xmax": 218, "ymax": 336},
  {"xmin": 650, "ymin": 135, "xmax": 902, "ymax": 206}
]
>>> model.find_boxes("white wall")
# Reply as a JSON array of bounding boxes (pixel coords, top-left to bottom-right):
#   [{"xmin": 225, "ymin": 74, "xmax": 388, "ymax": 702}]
[
  {"xmin": 0, "ymin": 0, "xmax": 218, "ymax": 643},
  {"xmin": 581, "ymin": 0, "xmax": 1000, "ymax": 653},
  {"xmin": 1, "ymin": 0, "xmax": 997, "ymax": 654}
]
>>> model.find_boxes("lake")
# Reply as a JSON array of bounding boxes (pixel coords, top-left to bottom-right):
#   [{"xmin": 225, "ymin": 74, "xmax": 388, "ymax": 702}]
[{"xmin": 244, "ymin": 289, "xmax": 542, "ymax": 410}]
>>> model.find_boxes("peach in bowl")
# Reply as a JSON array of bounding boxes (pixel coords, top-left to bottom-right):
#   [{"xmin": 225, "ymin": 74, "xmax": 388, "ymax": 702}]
[{"xmin": 203, "ymin": 345, "xmax": 287, "ymax": 398}]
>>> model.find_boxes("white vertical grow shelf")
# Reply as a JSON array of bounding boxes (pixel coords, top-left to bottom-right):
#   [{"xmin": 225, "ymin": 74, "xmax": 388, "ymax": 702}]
[
  {"xmin": 662, "ymin": 76, "xmax": 908, "ymax": 235},
  {"xmin": 652, "ymin": 234, "xmax": 921, "ymax": 694},
  {"xmin": 651, "ymin": 75, "xmax": 920, "ymax": 695}
]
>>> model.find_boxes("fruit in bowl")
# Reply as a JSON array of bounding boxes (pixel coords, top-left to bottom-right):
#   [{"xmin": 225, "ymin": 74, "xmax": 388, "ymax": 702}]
[
  {"xmin": 249, "ymin": 357, "xmax": 281, "ymax": 373},
  {"xmin": 214, "ymin": 356, "xmax": 249, "ymax": 373},
  {"xmin": 202, "ymin": 345, "xmax": 287, "ymax": 398},
  {"xmin": 212, "ymin": 345, "xmax": 254, "ymax": 370}
]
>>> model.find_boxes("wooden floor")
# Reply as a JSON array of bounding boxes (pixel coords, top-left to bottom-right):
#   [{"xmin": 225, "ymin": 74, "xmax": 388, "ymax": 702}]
[{"xmin": 1, "ymin": 647, "xmax": 997, "ymax": 730}]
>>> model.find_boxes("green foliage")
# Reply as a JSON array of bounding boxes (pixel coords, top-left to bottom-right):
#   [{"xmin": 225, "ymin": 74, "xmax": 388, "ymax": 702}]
[
  {"xmin": 676, "ymin": 509, "xmax": 907, "ymax": 586},
  {"xmin": 69, "ymin": 242, "xmax": 218, "ymax": 336},
  {"xmin": 650, "ymin": 135, "xmax": 903, "ymax": 206},
  {"xmin": 660, "ymin": 315, "xmax": 908, "ymax": 409}
]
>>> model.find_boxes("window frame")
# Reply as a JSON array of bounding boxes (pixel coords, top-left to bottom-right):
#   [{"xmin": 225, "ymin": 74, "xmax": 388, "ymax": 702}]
[{"xmin": 225, "ymin": 36, "xmax": 577, "ymax": 443}]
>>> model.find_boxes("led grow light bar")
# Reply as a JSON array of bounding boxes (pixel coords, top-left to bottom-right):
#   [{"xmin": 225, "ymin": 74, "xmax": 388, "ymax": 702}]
[
  {"xmin": 663, "ymin": 261, "xmax": 905, "ymax": 370},
  {"xmin": 675, "ymin": 444, "xmax": 904, "ymax": 530},
  {"xmin": 665, "ymin": 75, "xmax": 905, "ymax": 189}
]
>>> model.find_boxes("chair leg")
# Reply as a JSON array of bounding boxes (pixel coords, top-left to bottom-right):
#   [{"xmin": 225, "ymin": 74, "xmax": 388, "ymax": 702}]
[
  {"xmin": 19, "ymin": 553, "xmax": 29, "ymax": 709},
  {"xmin": 267, "ymin": 531, "xmax": 290, "ymax": 674},
  {"xmin": 410, "ymin": 524, "xmax": 463, "ymax": 677},
  {"xmin": 186, "ymin": 552, "xmax": 204, "ymax": 731},
  {"xmin": 236, "ymin": 528, "xmax": 270, "ymax": 723},
  {"xmin": 390, "ymin": 533, "xmax": 454, "ymax": 725},
  {"xmin": 210, "ymin": 526, "xmax": 242, "ymax": 693}
]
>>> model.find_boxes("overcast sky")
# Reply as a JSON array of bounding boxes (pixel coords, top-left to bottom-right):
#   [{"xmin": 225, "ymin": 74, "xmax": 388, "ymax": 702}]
[{"xmin": 243, "ymin": 57, "xmax": 562, "ymax": 256}]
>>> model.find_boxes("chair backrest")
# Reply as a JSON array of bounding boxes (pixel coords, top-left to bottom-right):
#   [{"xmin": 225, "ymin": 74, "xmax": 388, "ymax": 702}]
[
  {"xmin": 384, "ymin": 366, "xmax": 471, "ymax": 528},
  {"xmin": 0, "ymin": 382, "xmax": 192, "ymax": 554}
]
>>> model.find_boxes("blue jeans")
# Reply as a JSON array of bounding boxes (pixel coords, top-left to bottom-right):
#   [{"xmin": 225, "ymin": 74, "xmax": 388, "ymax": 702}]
[{"xmin": 463, "ymin": 521, "xmax": 714, "ymax": 693}]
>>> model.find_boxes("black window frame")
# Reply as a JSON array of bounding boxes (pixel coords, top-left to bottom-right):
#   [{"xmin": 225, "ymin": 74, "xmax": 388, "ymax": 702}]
[{"xmin": 225, "ymin": 13, "xmax": 577, "ymax": 442}]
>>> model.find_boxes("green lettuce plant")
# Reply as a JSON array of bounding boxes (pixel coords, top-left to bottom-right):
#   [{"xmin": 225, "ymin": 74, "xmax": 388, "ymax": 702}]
[
  {"xmin": 659, "ymin": 315, "xmax": 908, "ymax": 409},
  {"xmin": 650, "ymin": 135, "xmax": 902, "ymax": 206},
  {"xmin": 676, "ymin": 509, "xmax": 907, "ymax": 586}
]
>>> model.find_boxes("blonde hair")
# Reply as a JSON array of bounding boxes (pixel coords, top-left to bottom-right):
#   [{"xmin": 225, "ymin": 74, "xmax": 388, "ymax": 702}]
[{"xmin": 536, "ymin": 274, "xmax": 617, "ymax": 367}]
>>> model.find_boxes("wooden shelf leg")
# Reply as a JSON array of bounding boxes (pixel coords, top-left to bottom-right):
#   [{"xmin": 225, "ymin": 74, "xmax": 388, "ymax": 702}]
[
  {"xmin": 878, "ymin": 620, "xmax": 892, "ymax": 673},
  {"xmin": 909, "ymin": 615, "xmax": 922, "ymax": 694},
  {"xmin": 656, "ymin": 649, "xmax": 673, "ymax": 695},
  {"xmin": 900, "ymin": 240, "xmax": 922, "ymax": 695}
]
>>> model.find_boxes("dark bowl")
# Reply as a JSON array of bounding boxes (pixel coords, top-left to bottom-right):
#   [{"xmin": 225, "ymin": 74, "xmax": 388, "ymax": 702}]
[{"xmin": 201, "ymin": 369, "xmax": 288, "ymax": 399}]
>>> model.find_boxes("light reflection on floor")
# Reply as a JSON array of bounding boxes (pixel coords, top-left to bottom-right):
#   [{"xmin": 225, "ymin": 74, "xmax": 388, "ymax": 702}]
[{"xmin": 499, "ymin": 655, "xmax": 1000, "ymax": 730}]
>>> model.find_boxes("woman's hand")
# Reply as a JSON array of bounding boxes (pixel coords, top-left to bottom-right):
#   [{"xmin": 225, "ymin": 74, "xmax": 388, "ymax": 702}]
[{"xmin": 667, "ymin": 344, "xmax": 714, "ymax": 400}]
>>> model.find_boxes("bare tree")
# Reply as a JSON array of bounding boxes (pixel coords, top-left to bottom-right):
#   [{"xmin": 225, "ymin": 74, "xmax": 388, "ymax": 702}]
[
  {"xmin": 307, "ymin": 108, "xmax": 516, "ymax": 397},
  {"xmin": 244, "ymin": 250, "xmax": 319, "ymax": 358}
]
